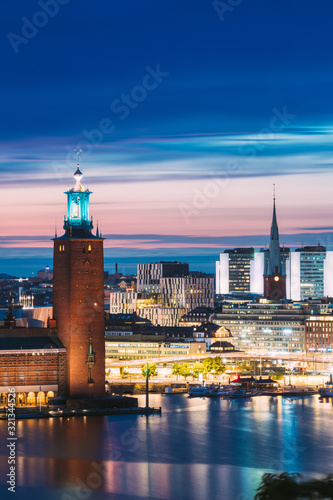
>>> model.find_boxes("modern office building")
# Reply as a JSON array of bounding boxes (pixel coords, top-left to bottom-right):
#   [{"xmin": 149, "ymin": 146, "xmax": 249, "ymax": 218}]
[
  {"xmin": 160, "ymin": 276, "xmax": 214, "ymax": 310},
  {"xmin": 216, "ymin": 244, "xmax": 333, "ymax": 302},
  {"xmin": 112, "ymin": 264, "xmax": 214, "ymax": 326},
  {"xmin": 287, "ymin": 245, "xmax": 326, "ymax": 301},
  {"xmin": 213, "ymin": 300, "xmax": 308, "ymax": 354},
  {"xmin": 110, "ymin": 291, "xmax": 138, "ymax": 314},
  {"xmin": 137, "ymin": 261, "xmax": 189, "ymax": 293},
  {"xmin": 216, "ymin": 248, "xmax": 254, "ymax": 294}
]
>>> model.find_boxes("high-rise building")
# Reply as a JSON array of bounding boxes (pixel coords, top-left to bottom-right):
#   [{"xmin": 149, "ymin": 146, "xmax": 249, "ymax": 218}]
[
  {"xmin": 263, "ymin": 195, "xmax": 286, "ymax": 299},
  {"xmin": 216, "ymin": 248, "xmax": 254, "ymax": 294},
  {"xmin": 217, "ymin": 245, "xmax": 333, "ymax": 301},
  {"xmin": 53, "ymin": 162, "xmax": 105, "ymax": 398},
  {"xmin": 287, "ymin": 246, "xmax": 326, "ymax": 301}
]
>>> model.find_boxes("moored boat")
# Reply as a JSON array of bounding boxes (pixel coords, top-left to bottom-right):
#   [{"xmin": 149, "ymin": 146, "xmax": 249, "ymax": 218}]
[
  {"xmin": 319, "ymin": 386, "xmax": 333, "ymax": 397},
  {"xmin": 227, "ymin": 389, "xmax": 253, "ymax": 399}
]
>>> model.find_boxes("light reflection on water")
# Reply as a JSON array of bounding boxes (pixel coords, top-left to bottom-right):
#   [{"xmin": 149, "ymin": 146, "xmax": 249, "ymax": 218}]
[{"xmin": 0, "ymin": 395, "xmax": 332, "ymax": 500}]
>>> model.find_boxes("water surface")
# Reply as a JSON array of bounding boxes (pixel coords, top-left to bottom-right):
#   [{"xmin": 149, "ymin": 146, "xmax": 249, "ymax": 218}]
[{"xmin": 0, "ymin": 394, "xmax": 332, "ymax": 500}]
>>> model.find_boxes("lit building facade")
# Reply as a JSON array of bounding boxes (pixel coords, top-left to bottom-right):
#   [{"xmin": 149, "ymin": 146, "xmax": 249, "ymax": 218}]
[
  {"xmin": 305, "ymin": 316, "xmax": 333, "ymax": 354},
  {"xmin": 216, "ymin": 248, "xmax": 254, "ymax": 294},
  {"xmin": 137, "ymin": 261, "xmax": 189, "ymax": 293},
  {"xmin": 0, "ymin": 324, "xmax": 66, "ymax": 406},
  {"xmin": 110, "ymin": 291, "xmax": 138, "ymax": 314},
  {"xmin": 213, "ymin": 301, "xmax": 307, "ymax": 354},
  {"xmin": 105, "ymin": 336, "xmax": 207, "ymax": 361},
  {"xmin": 216, "ymin": 245, "xmax": 333, "ymax": 301},
  {"xmin": 286, "ymin": 246, "xmax": 326, "ymax": 301},
  {"xmin": 112, "ymin": 265, "xmax": 214, "ymax": 326},
  {"xmin": 160, "ymin": 276, "xmax": 214, "ymax": 311}
]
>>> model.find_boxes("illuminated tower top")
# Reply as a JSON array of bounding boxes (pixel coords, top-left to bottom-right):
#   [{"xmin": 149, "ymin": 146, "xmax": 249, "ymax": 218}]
[{"xmin": 60, "ymin": 151, "xmax": 99, "ymax": 239}]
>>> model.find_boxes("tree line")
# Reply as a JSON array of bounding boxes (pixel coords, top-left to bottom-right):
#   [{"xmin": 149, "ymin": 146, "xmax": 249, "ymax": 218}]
[{"xmin": 141, "ymin": 357, "xmax": 226, "ymax": 379}]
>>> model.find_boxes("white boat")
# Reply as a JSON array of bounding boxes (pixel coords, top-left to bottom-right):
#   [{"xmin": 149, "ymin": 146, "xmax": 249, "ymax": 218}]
[
  {"xmin": 188, "ymin": 385, "xmax": 211, "ymax": 397},
  {"xmin": 318, "ymin": 386, "xmax": 333, "ymax": 397},
  {"xmin": 188, "ymin": 384, "xmax": 220, "ymax": 397},
  {"xmin": 227, "ymin": 389, "xmax": 253, "ymax": 399}
]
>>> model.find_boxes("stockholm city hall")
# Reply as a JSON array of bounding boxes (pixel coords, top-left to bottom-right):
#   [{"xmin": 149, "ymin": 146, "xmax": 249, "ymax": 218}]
[
  {"xmin": 0, "ymin": 159, "xmax": 137, "ymax": 408},
  {"xmin": 53, "ymin": 159, "xmax": 106, "ymax": 398}
]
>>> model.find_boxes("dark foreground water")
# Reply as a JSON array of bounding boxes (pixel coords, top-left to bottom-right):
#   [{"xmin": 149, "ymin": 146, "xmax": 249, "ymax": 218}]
[{"xmin": 0, "ymin": 394, "xmax": 333, "ymax": 500}]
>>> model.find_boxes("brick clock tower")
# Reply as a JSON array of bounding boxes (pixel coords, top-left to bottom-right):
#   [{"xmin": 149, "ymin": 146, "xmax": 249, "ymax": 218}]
[{"xmin": 53, "ymin": 160, "xmax": 105, "ymax": 398}]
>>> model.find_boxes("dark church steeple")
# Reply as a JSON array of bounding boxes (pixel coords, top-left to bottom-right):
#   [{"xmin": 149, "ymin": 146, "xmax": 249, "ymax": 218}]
[
  {"xmin": 267, "ymin": 186, "xmax": 282, "ymax": 276},
  {"xmin": 264, "ymin": 186, "xmax": 286, "ymax": 300}
]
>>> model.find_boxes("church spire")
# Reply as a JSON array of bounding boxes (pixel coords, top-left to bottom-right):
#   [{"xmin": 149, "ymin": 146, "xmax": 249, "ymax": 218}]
[
  {"xmin": 270, "ymin": 184, "xmax": 279, "ymax": 241},
  {"xmin": 267, "ymin": 185, "xmax": 281, "ymax": 275},
  {"xmin": 263, "ymin": 186, "xmax": 286, "ymax": 299}
]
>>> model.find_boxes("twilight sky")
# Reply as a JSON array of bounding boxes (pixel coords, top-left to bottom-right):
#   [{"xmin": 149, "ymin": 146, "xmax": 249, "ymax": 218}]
[{"xmin": 2, "ymin": 0, "xmax": 333, "ymax": 275}]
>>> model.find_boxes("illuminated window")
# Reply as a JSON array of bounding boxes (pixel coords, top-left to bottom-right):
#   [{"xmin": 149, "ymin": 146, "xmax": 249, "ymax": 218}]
[
  {"xmin": 59, "ymin": 245, "xmax": 62, "ymax": 252},
  {"xmin": 88, "ymin": 244, "xmax": 92, "ymax": 253},
  {"xmin": 62, "ymin": 245, "xmax": 65, "ymax": 251}
]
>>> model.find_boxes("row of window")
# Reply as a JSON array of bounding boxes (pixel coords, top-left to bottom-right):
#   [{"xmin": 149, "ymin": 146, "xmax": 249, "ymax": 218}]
[{"xmin": 59, "ymin": 244, "xmax": 92, "ymax": 252}]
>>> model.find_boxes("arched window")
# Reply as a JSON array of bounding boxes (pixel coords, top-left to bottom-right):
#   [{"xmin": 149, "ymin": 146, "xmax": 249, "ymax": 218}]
[
  {"xmin": 59, "ymin": 245, "xmax": 62, "ymax": 252},
  {"xmin": 46, "ymin": 391, "xmax": 54, "ymax": 403},
  {"xmin": 83, "ymin": 247, "xmax": 85, "ymax": 254},
  {"xmin": 88, "ymin": 244, "xmax": 92, "ymax": 253},
  {"xmin": 62, "ymin": 245, "xmax": 65, "ymax": 251},
  {"xmin": 27, "ymin": 392, "xmax": 35, "ymax": 405}
]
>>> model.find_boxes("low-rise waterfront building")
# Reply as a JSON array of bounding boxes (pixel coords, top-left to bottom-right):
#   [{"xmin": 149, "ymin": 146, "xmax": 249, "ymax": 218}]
[
  {"xmin": 213, "ymin": 299, "xmax": 308, "ymax": 354},
  {"xmin": 0, "ymin": 317, "xmax": 66, "ymax": 406},
  {"xmin": 105, "ymin": 335, "xmax": 207, "ymax": 361}
]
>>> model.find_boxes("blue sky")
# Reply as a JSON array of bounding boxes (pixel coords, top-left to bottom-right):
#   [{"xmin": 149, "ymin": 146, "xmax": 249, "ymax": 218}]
[{"xmin": 2, "ymin": 1, "xmax": 333, "ymax": 275}]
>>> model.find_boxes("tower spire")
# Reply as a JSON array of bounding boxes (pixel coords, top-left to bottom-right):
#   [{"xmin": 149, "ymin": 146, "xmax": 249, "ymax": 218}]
[
  {"xmin": 61, "ymin": 150, "xmax": 95, "ymax": 238},
  {"xmin": 73, "ymin": 148, "xmax": 83, "ymax": 192},
  {"xmin": 263, "ymin": 186, "xmax": 286, "ymax": 300},
  {"xmin": 74, "ymin": 148, "xmax": 82, "ymax": 165},
  {"xmin": 270, "ymin": 185, "xmax": 279, "ymax": 241},
  {"xmin": 268, "ymin": 187, "xmax": 281, "ymax": 274}
]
